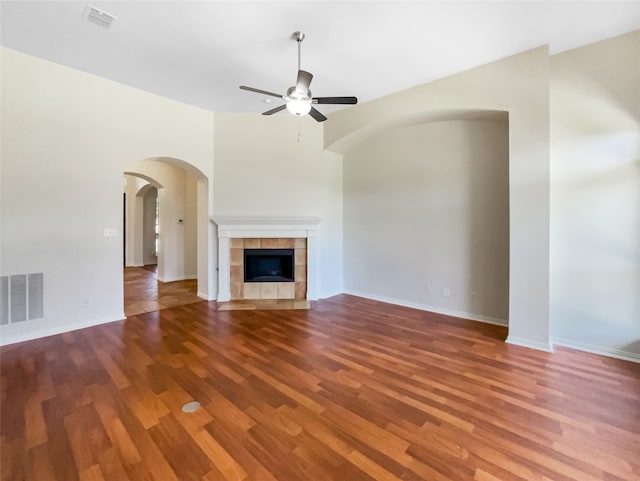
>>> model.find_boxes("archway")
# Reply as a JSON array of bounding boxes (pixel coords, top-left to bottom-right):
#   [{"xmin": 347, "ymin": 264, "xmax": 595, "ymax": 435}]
[
  {"xmin": 123, "ymin": 174, "xmax": 162, "ymax": 270},
  {"xmin": 324, "ymin": 46, "xmax": 553, "ymax": 352},
  {"xmin": 122, "ymin": 156, "xmax": 211, "ymax": 314},
  {"xmin": 333, "ymin": 109, "xmax": 511, "ymax": 327}
]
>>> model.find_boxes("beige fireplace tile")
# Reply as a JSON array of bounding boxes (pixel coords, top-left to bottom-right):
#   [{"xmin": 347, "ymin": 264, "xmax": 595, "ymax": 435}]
[
  {"xmin": 295, "ymin": 249, "xmax": 307, "ymax": 265},
  {"xmin": 244, "ymin": 238, "xmax": 260, "ymax": 248},
  {"xmin": 230, "ymin": 265, "xmax": 243, "ymax": 283},
  {"xmin": 244, "ymin": 283, "xmax": 261, "ymax": 299},
  {"xmin": 278, "ymin": 238, "xmax": 295, "ymax": 248},
  {"xmin": 230, "ymin": 282, "xmax": 244, "ymax": 300},
  {"xmin": 295, "ymin": 265, "xmax": 306, "ymax": 282},
  {"xmin": 261, "ymin": 283, "xmax": 278, "ymax": 299},
  {"xmin": 295, "ymin": 282, "xmax": 307, "ymax": 300},
  {"xmin": 294, "ymin": 238, "xmax": 306, "ymax": 249},
  {"xmin": 230, "ymin": 248, "xmax": 243, "ymax": 266},
  {"xmin": 260, "ymin": 238, "xmax": 279, "ymax": 249},
  {"xmin": 277, "ymin": 282, "xmax": 295, "ymax": 299},
  {"xmin": 230, "ymin": 238, "xmax": 243, "ymax": 248}
]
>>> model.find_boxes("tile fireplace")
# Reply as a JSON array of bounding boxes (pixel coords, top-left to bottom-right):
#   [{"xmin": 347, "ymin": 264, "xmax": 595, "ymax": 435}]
[{"xmin": 213, "ymin": 217, "xmax": 321, "ymax": 302}]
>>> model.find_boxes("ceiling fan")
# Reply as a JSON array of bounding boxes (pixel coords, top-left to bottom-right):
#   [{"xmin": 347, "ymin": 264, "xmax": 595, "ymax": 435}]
[{"xmin": 239, "ymin": 31, "xmax": 358, "ymax": 122}]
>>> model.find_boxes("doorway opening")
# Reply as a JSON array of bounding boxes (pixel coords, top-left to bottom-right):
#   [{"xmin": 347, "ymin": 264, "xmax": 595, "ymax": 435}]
[{"xmin": 122, "ymin": 157, "xmax": 210, "ymax": 316}]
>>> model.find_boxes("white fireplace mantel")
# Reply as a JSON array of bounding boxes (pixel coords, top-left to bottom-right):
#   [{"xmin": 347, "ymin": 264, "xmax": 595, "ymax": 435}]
[{"xmin": 212, "ymin": 216, "xmax": 321, "ymax": 302}]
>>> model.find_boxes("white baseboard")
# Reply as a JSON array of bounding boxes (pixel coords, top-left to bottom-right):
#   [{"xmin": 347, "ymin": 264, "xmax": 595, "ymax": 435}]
[
  {"xmin": 551, "ymin": 337, "xmax": 640, "ymax": 363},
  {"xmin": 0, "ymin": 313, "xmax": 126, "ymax": 346},
  {"xmin": 343, "ymin": 290, "xmax": 508, "ymax": 327},
  {"xmin": 505, "ymin": 335, "xmax": 554, "ymax": 353},
  {"xmin": 158, "ymin": 274, "xmax": 197, "ymax": 283},
  {"xmin": 318, "ymin": 289, "xmax": 344, "ymax": 300},
  {"xmin": 197, "ymin": 291, "xmax": 216, "ymax": 301}
]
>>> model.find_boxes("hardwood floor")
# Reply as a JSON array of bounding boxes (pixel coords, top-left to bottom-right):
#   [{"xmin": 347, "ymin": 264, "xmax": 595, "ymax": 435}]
[
  {"xmin": 2, "ymin": 294, "xmax": 639, "ymax": 481},
  {"xmin": 124, "ymin": 266, "xmax": 201, "ymax": 317}
]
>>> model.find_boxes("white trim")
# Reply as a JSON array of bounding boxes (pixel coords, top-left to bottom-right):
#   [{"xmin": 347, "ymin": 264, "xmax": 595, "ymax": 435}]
[
  {"xmin": 212, "ymin": 216, "xmax": 321, "ymax": 227},
  {"xmin": 0, "ymin": 314, "xmax": 125, "ymax": 346},
  {"xmin": 158, "ymin": 274, "xmax": 197, "ymax": 283},
  {"xmin": 319, "ymin": 289, "xmax": 344, "ymax": 300},
  {"xmin": 551, "ymin": 337, "xmax": 640, "ymax": 363},
  {"xmin": 343, "ymin": 289, "xmax": 508, "ymax": 327},
  {"xmin": 197, "ymin": 291, "xmax": 216, "ymax": 301},
  {"xmin": 505, "ymin": 336, "xmax": 554, "ymax": 353},
  {"xmin": 217, "ymin": 236, "xmax": 231, "ymax": 301},
  {"xmin": 212, "ymin": 216, "xmax": 321, "ymax": 302}
]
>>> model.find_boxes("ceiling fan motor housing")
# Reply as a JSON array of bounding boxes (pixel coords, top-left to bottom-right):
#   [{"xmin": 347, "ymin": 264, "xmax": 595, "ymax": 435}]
[{"xmin": 287, "ymin": 86, "xmax": 311, "ymax": 100}]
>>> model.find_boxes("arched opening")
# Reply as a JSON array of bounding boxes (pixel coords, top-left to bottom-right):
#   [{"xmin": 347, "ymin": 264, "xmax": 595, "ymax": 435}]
[
  {"xmin": 123, "ymin": 175, "xmax": 163, "ymax": 270},
  {"xmin": 138, "ymin": 184, "xmax": 159, "ymax": 268},
  {"xmin": 122, "ymin": 157, "xmax": 210, "ymax": 316},
  {"xmin": 332, "ymin": 109, "xmax": 511, "ymax": 328},
  {"xmin": 324, "ymin": 48, "xmax": 553, "ymax": 350}
]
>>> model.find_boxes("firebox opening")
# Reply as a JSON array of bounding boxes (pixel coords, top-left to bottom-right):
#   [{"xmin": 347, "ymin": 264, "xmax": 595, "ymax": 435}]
[{"xmin": 244, "ymin": 249, "xmax": 295, "ymax": 283}]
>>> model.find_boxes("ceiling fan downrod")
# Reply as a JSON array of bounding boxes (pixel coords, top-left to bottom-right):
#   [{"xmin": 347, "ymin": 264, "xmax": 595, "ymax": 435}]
[{"xmin": 293, "ymin": 31, "xmax": 305, "ymax": 73}]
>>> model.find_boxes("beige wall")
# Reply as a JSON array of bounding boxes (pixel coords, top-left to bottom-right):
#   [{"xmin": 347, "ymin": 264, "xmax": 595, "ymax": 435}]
[
  {"xmin": 213, "ymin": 113, "xmax": 344, "ymax": 298},
  {"xmin": 123, "ymin": 174, "xmax": 149, "ymax": 266},
  {"xmin": 329, "ymin": 47, "xmax": 551, "ymax": 351},
  {"xmin": 0, "ymin": 48, "xmax": 214, "ymax": 344},
  {"xmin": 550, "ymin": 31, "xmax": 640, "ymax": 360},
  {"xmin": 343, "ymin": 119, "xmax": 510, "ymax": 324}
]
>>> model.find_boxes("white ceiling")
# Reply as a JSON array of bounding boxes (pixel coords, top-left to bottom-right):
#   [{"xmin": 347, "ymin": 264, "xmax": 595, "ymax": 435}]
[{"xmin": 2, "ymin": 1, "xmax": 639, "ymax": 116}]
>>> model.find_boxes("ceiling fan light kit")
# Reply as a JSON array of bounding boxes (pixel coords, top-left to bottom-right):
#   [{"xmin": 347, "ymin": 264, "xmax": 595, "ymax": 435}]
[
  {"xmin": 239, "ymin": 31, "xmax": 357, "ymax": 122},
  {"xmin": 286, "ymin": 98, "xmax": 312, "ymax": 116}
]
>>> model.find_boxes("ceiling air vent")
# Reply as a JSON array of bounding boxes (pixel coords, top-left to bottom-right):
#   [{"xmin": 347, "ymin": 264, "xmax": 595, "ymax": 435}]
[{"xmin": 87, "ymin": 5, "xmax": 116, "ymax": 28}]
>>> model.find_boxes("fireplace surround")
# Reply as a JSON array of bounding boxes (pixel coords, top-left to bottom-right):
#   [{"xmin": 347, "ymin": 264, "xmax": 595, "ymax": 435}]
[{"xmin": 213, "ymin": 216, "xmax": 320, "ymax": 302}]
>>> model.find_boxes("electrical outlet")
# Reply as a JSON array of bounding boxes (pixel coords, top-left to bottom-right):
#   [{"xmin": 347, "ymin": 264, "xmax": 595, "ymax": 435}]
[
  {"xmin": 442, "ymin": 288, "xmax": 452, "ymax": 297},
  {"xmin": 82, "ymin": 297, "xmax": 92, "ymax": 307}
]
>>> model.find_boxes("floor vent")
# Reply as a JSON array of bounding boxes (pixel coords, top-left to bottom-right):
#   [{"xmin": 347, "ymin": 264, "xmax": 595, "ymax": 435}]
[
  {"xmin": 181, "ymin": 401, "xmax": 200, "ymax": 413},
  {"xmin": 0, "ymin": 274, "xmax": 44, "ymax": 324}
]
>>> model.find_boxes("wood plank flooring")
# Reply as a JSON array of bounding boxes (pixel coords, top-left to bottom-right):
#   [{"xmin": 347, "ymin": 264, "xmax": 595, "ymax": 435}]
[
  {"xmin": 2, "ymin": 294, "xmax": 639, "ymax": 481},
  {"xmin": 124, "ymin": 266, "xmax": 201, "ymax": 317}
]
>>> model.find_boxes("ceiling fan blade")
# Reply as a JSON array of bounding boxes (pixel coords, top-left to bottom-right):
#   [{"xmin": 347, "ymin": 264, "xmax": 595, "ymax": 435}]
[
  {"xmin": 262, "ymin": 104, "xmax": 287, "ymax": 115},
  {"xmin": 308, "ymin": 107, "xmax": 327, "ymax": 122},
  {"xmin": 240, "ymin": 85, "xmax": 284, "ymax": 98},
  {"xmin": 312, "ymin": 96, "xmax": 358, "ymax": 105},
  {"xmin": 296, "ymin": 70, "xmax": 313, "ymax": 93}
]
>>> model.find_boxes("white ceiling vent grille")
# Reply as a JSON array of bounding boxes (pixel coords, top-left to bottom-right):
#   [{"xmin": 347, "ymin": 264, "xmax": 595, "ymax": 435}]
[{"xmin": 87, "ymin": 5, "xmax": 116, "ymax": 28}]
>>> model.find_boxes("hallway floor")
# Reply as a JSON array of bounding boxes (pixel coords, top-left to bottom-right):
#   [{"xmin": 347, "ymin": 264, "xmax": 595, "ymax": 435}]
[{"xmin": 124, "ymin": 266, "xmax": 202, "ymax": 317}]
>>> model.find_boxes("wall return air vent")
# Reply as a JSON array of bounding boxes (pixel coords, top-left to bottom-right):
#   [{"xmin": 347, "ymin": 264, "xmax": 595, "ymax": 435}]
[{"xmin": 87, "ymin": 5, "xmax": 116, "ymax": 28}]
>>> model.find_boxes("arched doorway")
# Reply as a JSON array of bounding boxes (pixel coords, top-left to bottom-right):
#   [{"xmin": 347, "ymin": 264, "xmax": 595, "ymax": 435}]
[
  {"xmin": 122, "ymin": 157, "xmax": 211, "ymax": 316},
  {"xmin": 123, "ymin": 175, "xmax": 162, "ymax": 269}
]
